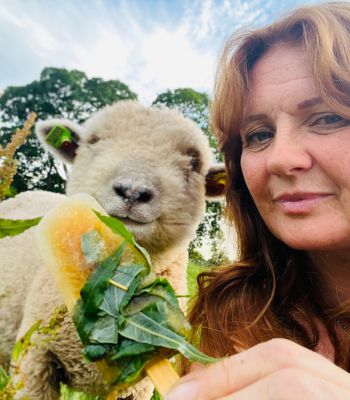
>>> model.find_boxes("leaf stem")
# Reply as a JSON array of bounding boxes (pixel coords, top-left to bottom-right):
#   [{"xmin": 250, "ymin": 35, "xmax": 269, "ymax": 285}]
[{"xmin": 108, "ymin": 279, "xmax": 128, "ymax": 291}]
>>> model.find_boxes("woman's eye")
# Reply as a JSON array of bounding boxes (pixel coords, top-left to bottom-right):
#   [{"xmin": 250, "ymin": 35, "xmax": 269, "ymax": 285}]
[
  {"xmin": 245, "ymin": 130, "xmax": 273, "ymax": 147},
  {"xmin": 312, "ymin": 113, "xmax": 349, "ymax": 128}
]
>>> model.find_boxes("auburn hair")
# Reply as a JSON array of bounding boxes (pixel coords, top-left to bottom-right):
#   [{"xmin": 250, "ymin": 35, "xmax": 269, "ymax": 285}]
[{"xmin": 187, "ymin": 1, "xmax": 350, "ymax": 371}]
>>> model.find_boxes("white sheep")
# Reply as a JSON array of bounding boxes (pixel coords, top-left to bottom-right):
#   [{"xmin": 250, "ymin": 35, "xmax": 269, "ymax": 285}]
[{"xmin": 0, "ymin": 100, "xmax": 224, "ymax": 399}]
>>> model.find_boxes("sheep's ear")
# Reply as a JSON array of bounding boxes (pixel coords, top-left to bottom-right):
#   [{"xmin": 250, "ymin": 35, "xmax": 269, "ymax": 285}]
[
  {"xmin": 35, "ymin": 119, "xmax": 83, "ymax": 164},
  {"xmin": 205, "ymin": 163, "xmax": 226, "ymax": 198}
]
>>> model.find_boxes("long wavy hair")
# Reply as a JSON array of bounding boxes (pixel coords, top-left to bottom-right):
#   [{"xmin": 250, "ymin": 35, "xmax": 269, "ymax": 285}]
[{"xmin": 188, "ymin": 2, "xmax": 350, "ymax": 370}]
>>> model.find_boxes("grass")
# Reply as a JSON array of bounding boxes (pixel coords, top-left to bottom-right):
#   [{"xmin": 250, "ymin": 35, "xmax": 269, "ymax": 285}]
[
  {"xmin": 60, "ymin": 384, "xmax": 99, "ymax": 399},
  {"xmin": 187, "ymin": 261, "xmax": 209, "ymax": 299}
]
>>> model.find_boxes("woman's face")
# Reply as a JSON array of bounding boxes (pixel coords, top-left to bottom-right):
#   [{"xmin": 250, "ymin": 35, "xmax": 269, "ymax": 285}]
[{"xmin": 240, "ymin": 43, "xmax": 350, "ymax": 251}]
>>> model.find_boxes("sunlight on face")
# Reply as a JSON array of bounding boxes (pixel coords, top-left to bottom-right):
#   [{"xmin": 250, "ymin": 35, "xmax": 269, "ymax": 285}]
[{"xmin": 240, "ymin": 43, "xmax": 350, "ymax": 252}]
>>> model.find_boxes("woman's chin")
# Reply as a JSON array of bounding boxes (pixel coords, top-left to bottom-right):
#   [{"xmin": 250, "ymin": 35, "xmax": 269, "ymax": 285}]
[{"xmin": 280, "ymin": 233, "xmax": 350, "ymax": 252}]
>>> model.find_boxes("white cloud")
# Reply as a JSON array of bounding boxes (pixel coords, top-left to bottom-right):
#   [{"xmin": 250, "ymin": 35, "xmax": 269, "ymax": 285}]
[
  {"xmin": 0, "ymin": 1, "xmax": 245, "ymax": 103},
  {"xmin": 137, "ymin": 27, "xmax": 215, "ymax": 98},
  {"xmin": 0, "ymin": 4, "xmax": 23, "ymax": 28},
  {"xmin": 38, "ymin": 3, "xmax": 218, "ymax": 104},
  {"xmin": 0, "ymin": 4, "xmax": 59, "ymax": 53},
  {"xmin": 27, "ymin": 22, "xmax": 60, "ymax": 53},
  {"xmin": 190, "ymin": 0, "xmax": 214, "ymax": 40},
  {"xmin": 0, "ymin": 0, "xmax": 318, "ymax": 103},
  {"xmin": 69, "ymin": 25, "xmax": 132, "ymax": 81}
]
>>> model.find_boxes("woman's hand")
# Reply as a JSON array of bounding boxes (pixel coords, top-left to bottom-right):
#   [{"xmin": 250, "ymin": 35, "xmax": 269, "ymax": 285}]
[{"xmin": 166, "ymin": 338, "xmax": 350, "ymax": 399}]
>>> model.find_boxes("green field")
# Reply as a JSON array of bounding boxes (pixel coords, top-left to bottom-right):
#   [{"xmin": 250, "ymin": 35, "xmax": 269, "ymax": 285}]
[{"xmin": 187, "ymin": 261, "xmax": 209, "ymax": 299}]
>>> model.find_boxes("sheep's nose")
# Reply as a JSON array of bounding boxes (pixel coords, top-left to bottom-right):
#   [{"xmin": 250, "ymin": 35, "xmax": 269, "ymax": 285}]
[{"xmin": 113, "ymin": 184, "xmax": 153, "ymax": 203}]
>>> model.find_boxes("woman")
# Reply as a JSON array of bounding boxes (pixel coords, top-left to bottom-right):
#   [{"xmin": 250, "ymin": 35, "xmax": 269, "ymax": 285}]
[{"xmin": 167, "ymin": 2, "xmax": 350, "ymax": 399}]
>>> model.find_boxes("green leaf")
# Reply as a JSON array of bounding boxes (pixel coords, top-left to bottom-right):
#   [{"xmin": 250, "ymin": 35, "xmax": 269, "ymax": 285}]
[
  {"xmin": 150, "ymin": 389, "xmax": 163, "ymax": 400},
  {"xmin": 152, "ymin": 301, "xmax": 191, "ymax": 338},
  {"xmin": 123, "ymin": 295, "xmax": 161, "ymax": 316},
  {"xmin": 59, "ymin": 383, "xmax": 100, "ymax": 399},
  {"xmin": 80, "ymin": 244, "xmax": 126, "ymax": 314},
  {"xmin": 0, "ymin": 216, "xmax": 42, "ymax": 239},
  {"xmin": 111, "ymin": 339, "xmax": 156, "ymax": 360},
  {"xmin": 72, "ymin": 306, "xmax": 96, "ymax": 345},
  {"xmin": 0, "ymin": 365, "xmax": 9, "ymax": 390},
  {"xmin": 90, "ymin": 314, "xmax": 119, "ymax": 344},
  {"xmin": 94, "ymin": 211, "xmax": 152, "ymax": 268},
  {"xmin": 83, "ymin": 344, "xmax": 108, "ymax": 361},
  {"xmin": 100, "ymin": 264, "xmax": 145, "ymax": 318},
  {"xmin": 73, "ymin": 244, "xmax": 125, "ymax": 343},
  {"xmin": 119, "ymin": 312, "xmax": 218, "ymax": 364},
  {"xmin": 12, "ymin": 320, "xmax": 42, "ymax": 362},
  {"xmin": 137, "ymin": 278, "xmax": 179, "ymax": 308},
  {"xmin": 112, "ymin": 352, "xmax": 156, "ymax": 385},
  {"xmin": 3, "ymin": 185, "xmax": 17, "ymax": 199},
  {"xmin": 125, "ymin": 294, "xmax": 191, "ymax": 337}
]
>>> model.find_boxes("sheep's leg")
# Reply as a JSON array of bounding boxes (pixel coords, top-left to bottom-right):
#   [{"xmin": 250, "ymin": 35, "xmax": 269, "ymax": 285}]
[
  {"xmin": 15, "ymin": 269, "xmax": 151, "ymax": 399},
  {"xmin": 48, "ymin": 315, "xmax": 111, "ymax": 396},
  {"xmin": 12, "ymin": 315, "xmax": 110, "ymax": 398},
  {"xmin": 12, "ymin": 345, "xmax": 61, "ymax": 400},
  {"xmin": 12, "ymin": 272, "xmax": 104, "ymax": 397}
]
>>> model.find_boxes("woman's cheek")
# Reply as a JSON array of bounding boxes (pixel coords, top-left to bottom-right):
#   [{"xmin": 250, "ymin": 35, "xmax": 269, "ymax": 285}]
[{"xmin": 241, "ymin": 155, "xmax": 261, "ymax": 196}]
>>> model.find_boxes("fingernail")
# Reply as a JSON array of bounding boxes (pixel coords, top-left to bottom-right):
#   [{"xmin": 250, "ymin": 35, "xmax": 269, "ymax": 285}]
[{"xmin": 165, "ymin": 380, "xmax": 199, "ymax": 400}]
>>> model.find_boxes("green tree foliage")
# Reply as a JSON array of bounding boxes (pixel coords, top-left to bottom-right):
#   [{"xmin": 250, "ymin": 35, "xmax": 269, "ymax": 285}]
[
  {"xmin": 0, "ymin": 67, "xmax": 137, "ymax": 193},
  {"xmin": 153, "ymin": 88, "xmax": 221, "ymax": 160},
  {"xmin": 153, "ymin": 88, "xmax": 227, "ymax": 265}
]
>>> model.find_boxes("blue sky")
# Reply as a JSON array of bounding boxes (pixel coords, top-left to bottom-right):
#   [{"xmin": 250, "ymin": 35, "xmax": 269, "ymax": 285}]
[{"xmin": 0, "ymin": 0, "xmax": 323, "ymax": 104}]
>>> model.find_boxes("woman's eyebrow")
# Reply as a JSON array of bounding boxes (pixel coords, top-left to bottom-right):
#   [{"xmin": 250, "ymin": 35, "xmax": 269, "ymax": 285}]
[
  {"xmin": 297, "ymin": 96, "xmax": 323, "ymax": 109},
  {"xmin": 241, "ymin": 97, "xmax": 324, "ymax": 127},
  {"xmin": 241, "ymin": 113, "xmax": 267, "ymax": 126}
]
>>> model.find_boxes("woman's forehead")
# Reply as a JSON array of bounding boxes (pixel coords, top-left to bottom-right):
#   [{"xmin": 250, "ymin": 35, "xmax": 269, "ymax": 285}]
[
  {"xmin": 243, "ymin": 43, "xmax": 318, "ymax": 117},
  {"xmin": 250, "ymin": 43, "xmax": 310, "ymax": 85}
]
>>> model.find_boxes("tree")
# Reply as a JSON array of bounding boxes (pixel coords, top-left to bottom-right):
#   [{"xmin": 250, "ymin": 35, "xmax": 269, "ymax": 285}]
[
  {"xmin": 0, "ymin": 67, "xmax": 137, "ymax": 193},
  {"xmin": 153, "ymin": 88, "xmax": 221, "ymax": 160},
  {"xmin": 153, "ymin": 88, "xmax": 228, "ymax": 265}
]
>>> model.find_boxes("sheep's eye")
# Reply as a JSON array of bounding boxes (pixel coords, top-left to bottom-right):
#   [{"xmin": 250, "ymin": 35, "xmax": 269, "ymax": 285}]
[
  {"xmin": 187, "ymin": 148, "xmax": 201, "ymax": 172},
  {"xmin": 87, "ymin": 135, "xmax": 100, "ymax": 145}
]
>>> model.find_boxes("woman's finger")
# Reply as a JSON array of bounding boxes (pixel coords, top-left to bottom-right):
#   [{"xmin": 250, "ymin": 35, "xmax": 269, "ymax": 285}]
[
  {"xmin": 219, "ymin": 368, "xmax": 350, "ymax": 400},
  {"xmin": 166, "ymin": 338, "xmax": 350, "ymax": 400}
]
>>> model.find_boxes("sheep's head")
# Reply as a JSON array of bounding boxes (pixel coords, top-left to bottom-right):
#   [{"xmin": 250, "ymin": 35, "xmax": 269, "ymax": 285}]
[{"xmin": 36, "ymin": 101, "xmax": 225, "ymax": 253}]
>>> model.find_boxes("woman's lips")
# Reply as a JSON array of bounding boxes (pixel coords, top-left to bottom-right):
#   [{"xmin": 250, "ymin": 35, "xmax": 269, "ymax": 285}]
[{"xmin": 274, "ymin": 192, "xmax": 333, "ymax": 214}]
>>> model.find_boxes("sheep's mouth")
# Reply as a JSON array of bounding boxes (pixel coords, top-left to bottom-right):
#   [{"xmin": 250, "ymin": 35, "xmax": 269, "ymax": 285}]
[{"xmin": 111, "ymin": 216, "xmax": 148, "ymax": 226}]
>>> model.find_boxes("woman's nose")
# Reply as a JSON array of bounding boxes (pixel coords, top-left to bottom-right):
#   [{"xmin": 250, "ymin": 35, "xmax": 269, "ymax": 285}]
[{"xmin": 266, "ymin": 133, "xmax": 313, "ymax": 176}]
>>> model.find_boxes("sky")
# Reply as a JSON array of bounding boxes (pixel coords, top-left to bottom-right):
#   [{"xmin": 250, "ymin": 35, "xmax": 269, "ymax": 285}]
[{"xmin": 0, "ymin": 0, "xmax": 324, "ymax": 104}]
